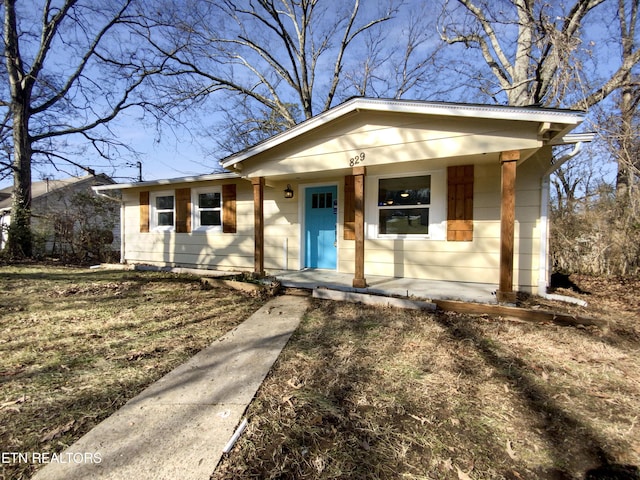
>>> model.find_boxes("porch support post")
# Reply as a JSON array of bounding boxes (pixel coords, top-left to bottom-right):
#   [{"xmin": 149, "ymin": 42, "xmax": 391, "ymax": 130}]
[
  {"xmin": 352, "ymin": 166, "xmax": 367, "ymax": 288},
  {"xmin": 497, "ymin": 150, "xmax": 519, "ymax": 303},
  {"xmin": 252, "ymin": 177, "xmax": 265, "ymax": 276}
]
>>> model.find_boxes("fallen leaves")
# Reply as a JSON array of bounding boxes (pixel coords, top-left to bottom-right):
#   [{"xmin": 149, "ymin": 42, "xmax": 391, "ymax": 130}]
[
  {"xmin": 40, "ymin": 420, "xmax": 75, "ymax": 442},
  {"xmin": 506, "ymin": 439, "xmax": 517, "ymax": 460},
  {"xmin": 456, "ymin": 466, "xmax": 473, "ymax": 480},
  {"xmin": 408, "ymin": 413, "xmax": 432, "ymax": 425},
  {"xmin": 287, "ymin": 377, "xmax": 304, "ymax": 389},
  {"xmin": 0, "ymin": 366, "xmax": 26, "ymax": 377},
  {"xmin": 0, "ymin": 394, "xmax": 30, "ymax": 412}
]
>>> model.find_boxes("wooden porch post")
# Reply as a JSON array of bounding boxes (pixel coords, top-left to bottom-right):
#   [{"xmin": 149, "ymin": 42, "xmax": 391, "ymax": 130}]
[
  {"xmin": 352, "ymin": 166, "xmax": 367, "ymax": 288},
  {"xmin": 497, "ymin": 151, "xmax": 519, "ymax": 303},
  {"xmin": 252, "ymin": 177, "xmax": 265, "ymax": 276}
]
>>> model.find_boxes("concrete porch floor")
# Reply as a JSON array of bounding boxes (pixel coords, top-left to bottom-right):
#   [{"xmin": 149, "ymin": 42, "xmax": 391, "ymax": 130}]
[{"xmin": 270, "ymin": 269, "xmax": 499, "ymax": 304}]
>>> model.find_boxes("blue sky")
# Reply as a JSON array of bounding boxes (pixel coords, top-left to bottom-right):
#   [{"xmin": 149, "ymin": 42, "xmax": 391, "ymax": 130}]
[{"xmin": 0, "ymin": 0, "xmax": 631, "ymax": 190}]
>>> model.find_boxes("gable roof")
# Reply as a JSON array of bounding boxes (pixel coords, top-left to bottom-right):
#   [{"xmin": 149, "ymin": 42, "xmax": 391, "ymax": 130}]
[
  {"xmin": 220, "ymin": 97, "xmax": 586, "ymax": 170},
  {"xmin": 0, "ymin": 174, "xmax": 115, "ymax": 211}
]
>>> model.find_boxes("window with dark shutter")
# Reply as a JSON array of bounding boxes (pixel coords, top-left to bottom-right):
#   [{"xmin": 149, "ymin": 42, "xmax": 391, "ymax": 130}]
[
  {"xmin": 175, "ymin": 188, "xmax": 191, "ymax": 233},
  {"xmin": 447, "ymin": 165, "xmax": 474, "ymax": 241},
  {"xmin": 343, "ymin": 175, "xmax": 355, "ymax": 240},
  {"xmin": 140, "ymin": 191, "xmax": 150, "ymax": 233},
  {"xmin": 222, "ymin": 184, "xmax": 237, "ymax": 233}
]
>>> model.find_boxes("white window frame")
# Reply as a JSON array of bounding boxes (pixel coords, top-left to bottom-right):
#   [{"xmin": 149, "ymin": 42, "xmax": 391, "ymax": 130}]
[
  {"xmin": 192, "ymin": 187, "xmax": 223, "ymax": 232},
  {"xmin": 366, "ymin": 170, "xmax": 446, "ymax": 240},
  {"xmin": 150, "ymin": 190, "xmax": 175, "ymax": 232}
]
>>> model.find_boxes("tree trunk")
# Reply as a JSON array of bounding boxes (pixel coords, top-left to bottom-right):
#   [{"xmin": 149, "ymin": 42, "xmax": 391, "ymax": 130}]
[
  {"xmin": 616, "ymin": 85, "xmax": 633, "ymax": 198},
  {"xmin": 614, "ymin": 0, "xmax": 639, "ymax": 199},
  {"xmin": 7, "ymin": 98, "xmax": 33, "ymax": 258},
  {"xmin": 4, "ymin": 0, "xmax": 33, "ymax": 258},
  {"xmin": 7, "ymin": 100, "xmax": 33, "ymax": 258}
]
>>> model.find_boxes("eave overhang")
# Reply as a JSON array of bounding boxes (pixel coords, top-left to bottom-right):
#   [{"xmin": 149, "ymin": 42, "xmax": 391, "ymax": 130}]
[
  {"xmin": 91, "ymin": 172, "xmax": 240, "ymax": 193},
  {"xmin": 220, "ymin": 97, "xmax": 586, "ymax": 171}
]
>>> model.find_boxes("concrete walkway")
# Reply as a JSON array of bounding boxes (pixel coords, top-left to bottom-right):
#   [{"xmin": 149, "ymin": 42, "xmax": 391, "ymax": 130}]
[{"xmin": 32, "ymin": 295, "xmax": 309, "ymax": 480}]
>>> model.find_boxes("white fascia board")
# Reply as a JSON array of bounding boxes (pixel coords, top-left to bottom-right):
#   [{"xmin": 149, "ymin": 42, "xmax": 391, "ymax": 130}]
[
  {"xmin": 220, "ymin": 98, "xmax": 586, "ymax": 169},
  {"xmin": 356, "ymin": 98, "xmax": 585, "ymax": 124},
  {"xmin": 91, "ymin": 172, "xmax": 241, "ymax": 192},
  {"xmin": 549, "ymin": 132, "xmax": 596, "ymax": 145}
]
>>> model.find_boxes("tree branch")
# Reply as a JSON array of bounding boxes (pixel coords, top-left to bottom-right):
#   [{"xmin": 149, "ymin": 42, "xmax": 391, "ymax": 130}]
[{"xmin": 31, "ymin": 0, "xmax": 135, "ymax": 114}]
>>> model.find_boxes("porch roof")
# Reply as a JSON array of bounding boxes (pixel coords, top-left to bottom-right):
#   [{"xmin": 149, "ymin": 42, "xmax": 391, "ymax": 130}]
[
  {"xmin": 220, "ymin": 97, "xmax": 586, "ymax": 171},
  {"xmin": 92, "ymin": 172, "xmax": 240, "ymax": 192}
]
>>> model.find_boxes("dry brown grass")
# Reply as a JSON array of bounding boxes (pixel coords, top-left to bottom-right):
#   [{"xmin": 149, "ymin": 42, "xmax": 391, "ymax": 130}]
[
  {"xmin": 0, "ymin": 265, "xmax": 266, "ymax": 480},
  {"xmin": 1, "ymin": 265, "xmax": 638, "ymax": 480},
  {"xmin": 213, "ymin": 276, "xmax": 640, "ymax": 480}
]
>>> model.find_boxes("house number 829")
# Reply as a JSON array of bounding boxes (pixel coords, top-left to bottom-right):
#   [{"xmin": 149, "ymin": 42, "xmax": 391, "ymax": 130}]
[{"xmin": 349, "ymin": 152, "xmax": 365, "ymax": 167}]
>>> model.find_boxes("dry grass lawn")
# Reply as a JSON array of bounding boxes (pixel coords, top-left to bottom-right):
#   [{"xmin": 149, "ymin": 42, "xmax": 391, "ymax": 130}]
[
  {"xmin": 213, "ymin": 275, "xmax": 640, "ymax": 480},
  {"xmin": 0, "ymin": 264, "xmax": 266, "ymax": 480},
  {"xmin": 1, "ymin": 265, "xmax": 638, "ymax": 480}
]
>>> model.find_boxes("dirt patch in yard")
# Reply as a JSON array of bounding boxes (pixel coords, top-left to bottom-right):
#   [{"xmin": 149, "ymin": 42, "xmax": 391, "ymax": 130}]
[{"xmin": 213, "ymin": 275, "xmax": 639, "ymax": 480}]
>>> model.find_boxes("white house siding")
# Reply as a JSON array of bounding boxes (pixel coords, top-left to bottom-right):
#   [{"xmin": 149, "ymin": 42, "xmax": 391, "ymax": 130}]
[
  {"xmin": 336, "ymin": 161, "xmax": 499, "ymax": 284},
  {"xmin": 513, "ymin": 156, "xmax": 545, "ymax": 292},
  {"xmin": 263, "ymin": 181, "xmax": 301, "ymax": 271},
  {"xmin": 122, "ymin": 181, "xmax": 255, "ymax": 271},
  {"xmin": 115, "ymin": 98, "xmax": 584, "ymax": 297},
  {"xmin": 120, "ymin": 161, "xmax": 545, "ymax": 294},
  {"xmin": 235, "ymin": 111, "xmax": 542, "ymax": 180},
  {"xmin": 334, "ymin": 156, "xmax": 545, "ymax": 294},
  {"xmin": 223, "ymin": 109, "xmax": 551, "ymax": 294}
]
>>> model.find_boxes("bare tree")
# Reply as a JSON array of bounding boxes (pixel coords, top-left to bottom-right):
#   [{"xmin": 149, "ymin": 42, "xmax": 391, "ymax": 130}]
[
  {"xmin": 438, "ymin": 0, "xmax": 639, "ymax": 109},
  {"xmin": 438, "ymin": 0, "xmax": 640, "ymax": 275},
  {"xmin": 343, "ymin": 3, "xmax": 446, "ymax": 100},
  {"xmin": 141, "ymin": 0, "xmax": 400, "ymax": 153},
  {"xmin": 613, "ymin": 0, "xmax": 640, "ymax": 196},
  {"xmin": 1, "ymin": 0, "xmax": 162, "ymax": 257}
]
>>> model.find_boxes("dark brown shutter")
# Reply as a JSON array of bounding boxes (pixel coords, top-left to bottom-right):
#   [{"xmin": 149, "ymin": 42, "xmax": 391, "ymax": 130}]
[
  {"xmin": 222, "ymin": 184, "xmax": 237, "ymax": 233},
  {"xmin": 343, "ymin": 175, "xmax": 355, "ymax": 240},
  {"xmin": 140, "ymin": 191, "xmax": 150, "ymax": 233},
  {"xmin": 175, "ymin": 188, "xmax": 191, "ymax": 233},
  {"xmin": 447, "ymin": 165, "xmax": 474, "ymax": 241}
]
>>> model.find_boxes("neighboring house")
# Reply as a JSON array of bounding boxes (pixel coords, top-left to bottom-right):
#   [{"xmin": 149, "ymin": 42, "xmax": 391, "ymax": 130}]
[
  {"xmin": 0, "ymin": 174, "xmax": 119, "ymax": 257},
  {"xmin": 94, "ymin": 98, "xmax": 592, "ymax": 301}
]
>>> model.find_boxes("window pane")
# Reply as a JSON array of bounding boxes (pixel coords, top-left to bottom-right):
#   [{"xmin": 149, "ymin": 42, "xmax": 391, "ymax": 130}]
[
  {"xmin": 157, "ymin": 212, "xmax": 174, "ymax": 226},
  {"xmin": 201, "ymin": 210, "xmax": 221, "ymax": 226},
  {"xmin": 199, "ymin": 192, "xmax": 220, "ymax": 209},
  {"xmin": 379, "ymin": 208, "xmax": 429, "ymax": 235},
  {"xmin": 378, "ymin": 176, "xmax": 431, "ymax": 206},
  {"xmin": 156, "ymin": 195, "xmax": 174, "ymax": 210}
]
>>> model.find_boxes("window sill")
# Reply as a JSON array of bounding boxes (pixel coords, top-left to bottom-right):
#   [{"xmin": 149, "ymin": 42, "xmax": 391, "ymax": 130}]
[
  {"xmin": 375, "ymin": 234, "xmax": 432, "ymax": 240},
  {"xmin": 192, "ymin": 226, "xmax": 223, "ymax": 233}
]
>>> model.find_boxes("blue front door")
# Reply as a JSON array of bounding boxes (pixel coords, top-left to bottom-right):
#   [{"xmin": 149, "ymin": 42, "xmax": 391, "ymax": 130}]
[{"xmin": 305, "ymin": 186, "xmax": 337, "ymax": 269}]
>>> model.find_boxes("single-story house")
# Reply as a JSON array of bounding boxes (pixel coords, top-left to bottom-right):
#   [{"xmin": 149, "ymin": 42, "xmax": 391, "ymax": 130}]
[
  {"xmin": 1, "ymin": 173, "xmax": 120, "ymax": 257},
  {"xmin": 94, "ymin": 98, "xmax": 592, "ymax": 302}
]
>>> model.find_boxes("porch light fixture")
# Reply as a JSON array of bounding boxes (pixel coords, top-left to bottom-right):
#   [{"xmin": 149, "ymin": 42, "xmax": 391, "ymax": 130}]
[
  {"xmin": 400, "ymin": 191, "xmax": 410, "ymax": 198},
  {"xmin": 284, "ymin": 184, "xmax": 294, "ymax": 199}
]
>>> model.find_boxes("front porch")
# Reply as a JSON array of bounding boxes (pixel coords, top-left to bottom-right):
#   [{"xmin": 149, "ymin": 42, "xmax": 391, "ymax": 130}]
[{"xmin": 271, "ymin": 269, "xmax": 498, "ymax": 304}]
